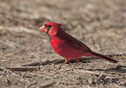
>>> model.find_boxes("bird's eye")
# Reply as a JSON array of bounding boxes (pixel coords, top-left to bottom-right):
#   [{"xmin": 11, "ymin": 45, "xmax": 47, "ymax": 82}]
[
  {"xmin": 46, "ymin": 25, "xmax": 52, "ymax": 30},
  {"xmin": 47, "ymin": 25, "xmax": 51, "ymax": 27}
]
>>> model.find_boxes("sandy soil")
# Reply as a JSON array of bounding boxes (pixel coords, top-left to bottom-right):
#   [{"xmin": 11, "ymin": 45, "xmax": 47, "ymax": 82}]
[{"xmin": 0, "ymin": 0, "xmax": 126, "ymax": 88}]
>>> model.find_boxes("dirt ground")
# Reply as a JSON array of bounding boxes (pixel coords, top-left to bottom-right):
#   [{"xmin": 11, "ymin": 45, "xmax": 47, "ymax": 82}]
[{"xmin": 0, "ymin": 0, "xmax": 126, "ymax": 88}]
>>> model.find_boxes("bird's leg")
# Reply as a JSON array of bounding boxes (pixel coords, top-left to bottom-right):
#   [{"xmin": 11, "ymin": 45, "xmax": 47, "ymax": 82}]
[
  {"xmin": 73, "ymin": 58, "xmax": 79, "ymax": 69},
  {"xmin": 57, "ymin": 58, "xmax": 69, "ymax": 69}
]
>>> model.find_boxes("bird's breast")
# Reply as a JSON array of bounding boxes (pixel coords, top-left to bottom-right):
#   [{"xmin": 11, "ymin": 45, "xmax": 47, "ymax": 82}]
[
  {"xmin": 50, "ymin": 40, "xmax": 65, "ymax": 53},
  {"xmin": 50, "ymin": 40, "xmax": 84, "ymax": 58}
]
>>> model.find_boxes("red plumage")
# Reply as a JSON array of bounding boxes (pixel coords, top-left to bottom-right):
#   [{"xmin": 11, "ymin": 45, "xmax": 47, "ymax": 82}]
[{"xmin": 40, "ymin": 22, "xmax": 118, "ymax": 69}]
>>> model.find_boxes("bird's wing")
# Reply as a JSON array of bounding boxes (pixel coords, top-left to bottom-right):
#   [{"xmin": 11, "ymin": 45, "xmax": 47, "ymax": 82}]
[{"xmin": 60, "ymin": 31, "xmax": 91, "ymax": 52}]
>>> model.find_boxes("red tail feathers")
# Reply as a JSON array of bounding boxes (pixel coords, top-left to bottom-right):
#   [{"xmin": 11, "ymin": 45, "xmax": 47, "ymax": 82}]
[{"xmin": 84, "ymin": 51, "xmax": 118, "ymax": 63}]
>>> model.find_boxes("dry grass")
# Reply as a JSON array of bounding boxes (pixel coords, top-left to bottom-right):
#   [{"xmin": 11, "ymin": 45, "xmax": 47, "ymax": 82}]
[{"xmin": 0, "ymin": 0, "xmax": 126, "ymax": 88}]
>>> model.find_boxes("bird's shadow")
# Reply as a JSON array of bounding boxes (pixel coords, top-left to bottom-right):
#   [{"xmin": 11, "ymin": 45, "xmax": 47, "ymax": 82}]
[
  {"xmin": 22, "ymin": 57, "xmax": 126, "ymax": 73},
  {"xmin": 22, "ymin": 57, "xmax": 93, "ymax": 66}
]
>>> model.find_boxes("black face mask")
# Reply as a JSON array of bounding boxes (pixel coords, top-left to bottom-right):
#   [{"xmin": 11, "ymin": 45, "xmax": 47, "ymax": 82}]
[
  {"xmin": 45, "ymin": 25, "xmax": 52, "ymax": 40},
  {"xmin": 45, "ymin": 25, "xmax": 51, "ymax": 33}
]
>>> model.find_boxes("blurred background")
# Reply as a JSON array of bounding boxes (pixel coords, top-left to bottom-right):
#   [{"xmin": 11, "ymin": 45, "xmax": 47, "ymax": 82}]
[{"xmin": 0, "ymin": 0, "xmax": 126, "ymax": 88}]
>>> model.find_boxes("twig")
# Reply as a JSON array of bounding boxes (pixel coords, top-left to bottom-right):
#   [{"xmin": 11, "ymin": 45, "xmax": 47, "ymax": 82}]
[
  {"xmin": 74, "ymin": 69, "xmax": 114, "ymax": 76},
  {"xmin": 0, "ymin": 66, "xmax": 39, "ymax": 71},
  {"xmin": 40, "ymin": 80, "xmax": 55, "ymax": 88}
]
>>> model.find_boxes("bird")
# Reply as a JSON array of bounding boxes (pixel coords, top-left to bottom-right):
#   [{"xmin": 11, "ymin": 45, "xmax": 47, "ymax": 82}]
[{"xmin": 40, "ymin": 22, "xmax": 118, "ymax": 69}]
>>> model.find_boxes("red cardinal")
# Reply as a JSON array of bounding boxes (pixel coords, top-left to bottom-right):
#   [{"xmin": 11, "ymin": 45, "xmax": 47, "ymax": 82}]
[{"xmin": 40, "ymin": 22, "xmax": 118, "ymax": 69}]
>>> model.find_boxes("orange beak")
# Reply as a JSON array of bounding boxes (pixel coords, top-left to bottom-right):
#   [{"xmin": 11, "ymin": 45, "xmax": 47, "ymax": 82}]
[{"xmin": 39, "ymin": 25, "xmax": 47, "ymax": 32}]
